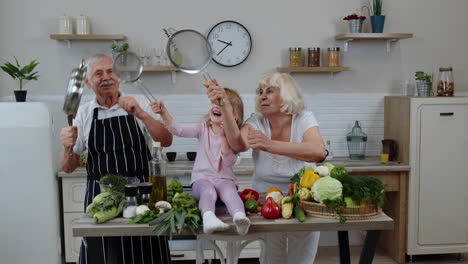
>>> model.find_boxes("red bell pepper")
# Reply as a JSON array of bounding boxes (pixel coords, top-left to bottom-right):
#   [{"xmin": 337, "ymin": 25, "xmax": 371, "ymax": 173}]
[
  {"xmin": 261, "ymin": 197, "xmax": 281, "ymax": 219},
  {"xmin": 240, "ymin": 189, "xmax": 259, "ymax": 202}
]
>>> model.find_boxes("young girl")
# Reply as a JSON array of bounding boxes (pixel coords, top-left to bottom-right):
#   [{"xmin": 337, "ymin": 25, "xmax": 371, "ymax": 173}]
[{"xmin": 150, "ymin": 84, "xmax": 250, "ymax": 235}]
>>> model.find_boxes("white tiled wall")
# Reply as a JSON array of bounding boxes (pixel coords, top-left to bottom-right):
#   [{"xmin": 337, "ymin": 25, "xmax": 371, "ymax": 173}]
[{"xmin": 1, "ymin": 92, "xmax": 388, "ymax": 160}]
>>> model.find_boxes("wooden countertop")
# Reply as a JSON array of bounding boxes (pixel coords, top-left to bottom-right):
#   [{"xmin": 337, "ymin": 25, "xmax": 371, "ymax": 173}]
[
  {"xmin": 73, "ymin": 213, "xmax": 394, "ymax": 237},
  {"xmin": 57, "ymin": 156, "xmax": 409, "ymax": 178}
]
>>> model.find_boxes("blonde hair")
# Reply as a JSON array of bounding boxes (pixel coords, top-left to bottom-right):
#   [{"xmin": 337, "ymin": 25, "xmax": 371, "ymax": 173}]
[
  {"xmin": 206, "ymin": 87, "xmax": 244, "ymax": 128},
  {"xmin": 255, "ymin": 72, "xmax": 305, "ymax": 115}
]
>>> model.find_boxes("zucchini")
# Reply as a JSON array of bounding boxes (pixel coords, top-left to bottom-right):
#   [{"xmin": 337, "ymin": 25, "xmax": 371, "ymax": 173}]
[{"xmin": 294, "ymin": 205, "xmax": 306, "ymax": 222}]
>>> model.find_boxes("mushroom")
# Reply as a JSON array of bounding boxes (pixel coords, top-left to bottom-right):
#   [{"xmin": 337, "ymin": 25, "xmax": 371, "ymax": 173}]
[{"xmin": 155, "ymin": 201, "xmax": 172, "ymax": 214}]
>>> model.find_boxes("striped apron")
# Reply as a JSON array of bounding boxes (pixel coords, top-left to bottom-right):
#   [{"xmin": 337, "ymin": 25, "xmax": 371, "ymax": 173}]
[{"xmin": 79, "ymin": 108, "xmax": 172, "ymax": 264}]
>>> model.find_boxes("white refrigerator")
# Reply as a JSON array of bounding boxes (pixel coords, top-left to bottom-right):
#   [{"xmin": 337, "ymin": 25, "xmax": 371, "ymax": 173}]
[{"xmin": 0, "ymin": 102, "xmax": 62, "ymax": 264}]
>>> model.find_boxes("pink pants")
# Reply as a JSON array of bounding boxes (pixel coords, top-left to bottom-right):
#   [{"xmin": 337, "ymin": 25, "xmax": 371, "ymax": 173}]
[{"xmin": 192, "ymin": 178, "xmax": 244, "ymax": 216}]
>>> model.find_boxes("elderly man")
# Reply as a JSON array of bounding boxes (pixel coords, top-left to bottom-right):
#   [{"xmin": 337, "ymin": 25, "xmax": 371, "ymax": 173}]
[{"xmin": 60, "ymin": 54, "xmax": 173, "ymax": 264}]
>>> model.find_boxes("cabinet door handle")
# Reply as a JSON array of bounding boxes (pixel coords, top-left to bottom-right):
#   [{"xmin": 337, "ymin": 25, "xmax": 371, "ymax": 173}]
[
  {"xmin": 440, "ymin": 112, "xmax": 454, "ymax": 116},
  {"xmin": 170, "ymin": 253, "xmax": 185, "ymax": 258}
]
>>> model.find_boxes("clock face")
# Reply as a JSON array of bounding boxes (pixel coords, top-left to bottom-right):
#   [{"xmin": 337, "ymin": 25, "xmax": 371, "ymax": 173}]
[{"xmin": 207, "ymin": 21, "xmax": 252, "ymax": 67}]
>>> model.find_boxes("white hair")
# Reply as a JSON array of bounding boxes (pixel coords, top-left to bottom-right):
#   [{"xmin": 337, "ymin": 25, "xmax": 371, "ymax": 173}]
[
  {"xmin": 84, "ymin": 54, "xmax": 112, "ymax": 80},
  {"xmin": 255, "ymin": 72, "xmax": 305, "ymax": 115}
]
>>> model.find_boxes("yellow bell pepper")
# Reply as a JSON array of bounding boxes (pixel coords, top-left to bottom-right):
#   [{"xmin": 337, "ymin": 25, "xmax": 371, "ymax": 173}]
[{"xmin": 300, "ymin": 170, "xmax": 320, "ymax": 189}]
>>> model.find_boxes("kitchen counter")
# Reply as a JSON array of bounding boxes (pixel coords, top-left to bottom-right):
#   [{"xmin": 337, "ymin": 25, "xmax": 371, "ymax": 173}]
[{"xmin": 57, "ymin": 156, "xmax": 409, "ymax": 178}]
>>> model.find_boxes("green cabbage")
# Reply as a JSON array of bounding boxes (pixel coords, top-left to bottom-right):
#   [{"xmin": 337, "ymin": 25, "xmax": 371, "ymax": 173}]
[{"xmin": 310, "ymin": 176, "xmax": 343, "ymax": 203}]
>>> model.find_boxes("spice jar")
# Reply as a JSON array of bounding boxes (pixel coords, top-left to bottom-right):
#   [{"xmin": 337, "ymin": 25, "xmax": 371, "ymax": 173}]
[
  {"xmin": 138, "ymin": 182, "xmax": 152, "ymax": 206},
  {"xmin": 308, "ymin": 48, "xmax": 320, "ymax": 67},
  {"xmin": 327, "ymin": 47, "xmax": 340, "ymax": 67},
  {"xmin": 123, "ymin": 184, "xmax": 138, "ymax": 218},
  {"xmin": 436, "ymin": 67, "xmax": 455, "ymax": 96},
  {"xmin": 289, "ymin": 48, "xmax": 303, "ymax": 67}
]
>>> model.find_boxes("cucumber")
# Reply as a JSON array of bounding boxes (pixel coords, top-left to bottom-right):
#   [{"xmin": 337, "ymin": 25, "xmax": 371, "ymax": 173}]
[{"xmin": 294, "ymin": 206, "xmax": 306, "ymax": 222}]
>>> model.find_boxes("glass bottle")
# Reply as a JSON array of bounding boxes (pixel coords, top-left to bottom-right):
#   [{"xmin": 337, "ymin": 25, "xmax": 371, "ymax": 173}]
[
  {"xmin": 346, "ymin": 121, "xmax": 367, "ymax": 160},
  {"xmin": 308, "ymin": 48, "xmax": 320, "ymax": 67},
  {"xmin": 289, "ymin": 48, "xmax": 303, "ymax": 67},
  {"xmin": 436, "ymin": 67, "xmax": 454, "ymax": 96},
  {"xmin": 327, "ymin": 47, "xmax": 340, "ymax": 67},
  {"xmin": 123, "ymin": 184, "xmax": 138, "ymax": 218},
  {"xmin": 148, "ymin": 141, "xmax": 167, "ymax": 211},
  {"xmin": 138, "ymin": 182, "xmax": 152, "ymax": 206}
]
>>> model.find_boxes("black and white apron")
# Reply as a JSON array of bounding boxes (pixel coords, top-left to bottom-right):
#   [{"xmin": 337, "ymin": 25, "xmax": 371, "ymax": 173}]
[{"xmin": 79, "ymin": 108, "xmax": 171, "ymax": 264}]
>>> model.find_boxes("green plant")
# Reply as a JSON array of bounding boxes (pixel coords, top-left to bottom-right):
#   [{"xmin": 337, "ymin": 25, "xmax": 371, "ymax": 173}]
[
  {"xmin": 363, "ymin": 0, "xmax": 383, "ymax": 16},
  {"xmin": 0, "ymin": 57, "xmax": 39, "ymax": 91},
  {"xmin": 415, "ymin": 71, "xmax": 432, "ymax": 82},
  {"xmin": 111, "ymin": 42, "xmax": 129, "ymax": 53}
]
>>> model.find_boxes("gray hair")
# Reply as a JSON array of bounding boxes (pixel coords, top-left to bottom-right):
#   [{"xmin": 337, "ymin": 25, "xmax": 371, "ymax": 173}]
[
  {"xmin": 84, "ymin": 54, "xmax": 113, "ymax": 80},
  {"xmin": 255, "ymin": 72, "xmax": 305, "ymax": 115}
]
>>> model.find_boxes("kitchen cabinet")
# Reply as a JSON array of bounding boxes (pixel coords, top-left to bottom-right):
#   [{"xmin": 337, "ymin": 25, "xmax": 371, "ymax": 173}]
[{"xmin": 384, "ymin": 96, "xmax": 468, "ymax": 258}]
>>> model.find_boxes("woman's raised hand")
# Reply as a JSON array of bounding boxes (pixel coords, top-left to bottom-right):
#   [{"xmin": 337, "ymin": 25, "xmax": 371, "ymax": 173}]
[{"xmin": 247, "ymin": 128, "xmax": 271, "ymax": 151}]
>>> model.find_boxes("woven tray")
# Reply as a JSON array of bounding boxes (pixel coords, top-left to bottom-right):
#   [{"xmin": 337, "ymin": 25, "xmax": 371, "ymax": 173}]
[{"xmin": 298, "ymin": 200, "xmax": 382, "ymax": 220}]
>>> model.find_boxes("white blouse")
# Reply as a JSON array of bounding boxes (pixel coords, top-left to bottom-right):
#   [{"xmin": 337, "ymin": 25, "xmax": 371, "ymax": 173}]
[{"xmin": 245, "ymin": 111, "xmax": 319, "ymax": 193}]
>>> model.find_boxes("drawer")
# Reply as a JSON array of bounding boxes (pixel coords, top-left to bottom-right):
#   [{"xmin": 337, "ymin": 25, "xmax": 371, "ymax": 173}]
[
  {"xmin": 64, "ymin": 212, "xmax": 83, "ymax": 263},
  {"xmin": 62, "ymin": 178, "xmax": 87, "ymax": 213}
]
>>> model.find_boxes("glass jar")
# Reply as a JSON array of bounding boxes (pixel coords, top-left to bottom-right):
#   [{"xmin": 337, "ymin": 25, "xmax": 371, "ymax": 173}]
[
  {"xmin": 289, "ymin": 48, "xmax": 303, "ymax": 67},
  {"xmin": 436, "ymin": 67, "xmax": 454, "ymax": 96},
  {"xmin": 123, "ymin": 184, "xmax": 138, "ymax": 218},
  {"xmin": 327, "ymin": 47, "xmax": 340, "ymax": 67},
  {"xmin": 138, "ymin": 182, "xmax": 152, "ymax": 206},
  {"xmin": 307, "ymin": 48, "xmax": 320, "ymax": 67}
]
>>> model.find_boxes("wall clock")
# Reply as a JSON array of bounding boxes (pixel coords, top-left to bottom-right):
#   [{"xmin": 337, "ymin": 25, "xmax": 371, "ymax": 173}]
[{"xmin": 207, "ymin": 20, "xmax": 252, "ymax": 67}]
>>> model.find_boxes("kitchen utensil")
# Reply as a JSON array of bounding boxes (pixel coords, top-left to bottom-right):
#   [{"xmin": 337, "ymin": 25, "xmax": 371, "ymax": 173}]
[
  {"xmin": 113, "ymin": 51, "xmax": 156, "ymax": 102},
  {"xmin": 63, "ymin": 59, "xmax": 86, "ymax": 154},
  {"xmin": 166, "ymin": 29, "xmax": 222, "ymax": 105},
  {"xmin": 346, "ymin": 120, "xmax": 367, "ymax": 160}
]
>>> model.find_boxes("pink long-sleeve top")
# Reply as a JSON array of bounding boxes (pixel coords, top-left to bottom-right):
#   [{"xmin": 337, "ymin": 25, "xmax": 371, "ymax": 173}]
[{"xmin": 166, "ymin": 121, "xmax": 238, "ymax": 185}]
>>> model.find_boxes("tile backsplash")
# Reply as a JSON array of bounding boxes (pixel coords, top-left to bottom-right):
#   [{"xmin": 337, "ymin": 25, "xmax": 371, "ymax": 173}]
[{"xmin": 1, "ymin": 92, "xmax": 391, "ymax": 162}]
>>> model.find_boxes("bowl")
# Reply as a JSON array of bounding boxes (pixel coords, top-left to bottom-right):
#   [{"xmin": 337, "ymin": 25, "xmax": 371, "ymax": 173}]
[
  {"xmin": 166, "ymin": 152, "xmax": 177, "ymax": 162},
  {"xmin": 187, "ymin": 152, "xmax": 197, "ymax": 161}
]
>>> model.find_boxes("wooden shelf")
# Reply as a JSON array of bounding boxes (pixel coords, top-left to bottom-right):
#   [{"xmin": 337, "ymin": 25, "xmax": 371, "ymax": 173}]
[
  {"xmin": 335, "ymin": 33, "xmax": 413, "ymax": 40},
  {"xmin": 335, "ymin": 33, "xmax": 413, "ymax": 52},
  {"xmin": 143, "ymin": 66, "xmax": 179, "ymax": 72},
  {"xmin": 50, "ymin": 34, "xmax": 127, "ymax": 41},
  {"xmin": 277, "ymin": 66, "xmax": 349, "ymax": 73}
]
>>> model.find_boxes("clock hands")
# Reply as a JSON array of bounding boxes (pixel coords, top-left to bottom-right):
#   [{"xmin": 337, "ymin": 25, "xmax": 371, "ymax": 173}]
[
  {"xmin": 217, "ymin": 41, "xmax": 233, "ymax": 56},
  {"xmin": 217, "ymin": 39, "xmax": 233, "ymax": 46}
]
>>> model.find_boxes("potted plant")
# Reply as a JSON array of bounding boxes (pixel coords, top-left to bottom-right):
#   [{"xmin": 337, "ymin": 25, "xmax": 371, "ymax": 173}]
[
  {"xmin": 111, "ymin": 42, "xmax": 129, "ymax": 59},
  {"xmin": 0, "ymin": 57, "xmax": 39, "ymax": 102},
  {"xmin": 363, "ymin": 0, "xmax": 385, "ymax": 33},
  {"xmin": 343, "ymin": 13, "xmax": 366, "ymax": 33},
  {"xmin": 415, "ymin": 71, "xmax": 432, "ymax": 96}
]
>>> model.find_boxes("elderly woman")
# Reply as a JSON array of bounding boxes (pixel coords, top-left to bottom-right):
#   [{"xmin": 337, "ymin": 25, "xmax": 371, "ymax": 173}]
[
  {"xmin": 205, "ymin": 72, "xmax": 327, "ymax": 264},
  {"xmin": 60, "ymin": 54, "xmax": 173, "ymax": 264}
]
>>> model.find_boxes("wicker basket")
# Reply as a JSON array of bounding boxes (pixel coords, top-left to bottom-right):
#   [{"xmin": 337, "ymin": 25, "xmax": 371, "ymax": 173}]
[{"xmin": 299, "ymin": 200, "xmax": 382, "ymax": 220}]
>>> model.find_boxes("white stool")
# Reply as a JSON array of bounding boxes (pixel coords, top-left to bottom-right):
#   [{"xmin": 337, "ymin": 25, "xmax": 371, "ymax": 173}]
[{"xmin": 196, "ymin": 233, "xmax": 268, "ymax": 264}]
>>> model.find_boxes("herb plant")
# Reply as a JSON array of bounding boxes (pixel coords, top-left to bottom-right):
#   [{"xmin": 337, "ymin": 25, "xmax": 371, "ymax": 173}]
[
  {"xmin": 0, "ymin": 57, "xmax": 39, "ymax": 91},
  {"xmin": 363, "ymin": 0, "xmax": 383, "ymax": 16},
  {"xmin": 111, "ymin": 42, "xmax": 129, "ymax": 53},
  {"xmin": 415, "ymin": 71, "xmax": 432, "ymax": 83}
]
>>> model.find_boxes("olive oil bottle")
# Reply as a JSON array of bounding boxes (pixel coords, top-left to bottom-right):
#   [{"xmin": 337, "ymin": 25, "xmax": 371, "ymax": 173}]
[{"xmin": 148, "ymin": 141, "xmax": 167, "ymax": 210}]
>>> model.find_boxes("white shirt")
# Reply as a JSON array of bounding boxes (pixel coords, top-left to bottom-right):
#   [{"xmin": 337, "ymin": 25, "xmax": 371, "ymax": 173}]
[
  {"xmin": 245, "ymin": 111, "xmax": 319, "ymax": 193},
  {"xmin": 72, "ymin": 95, "xmax": 157, "ymax": 155}
]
